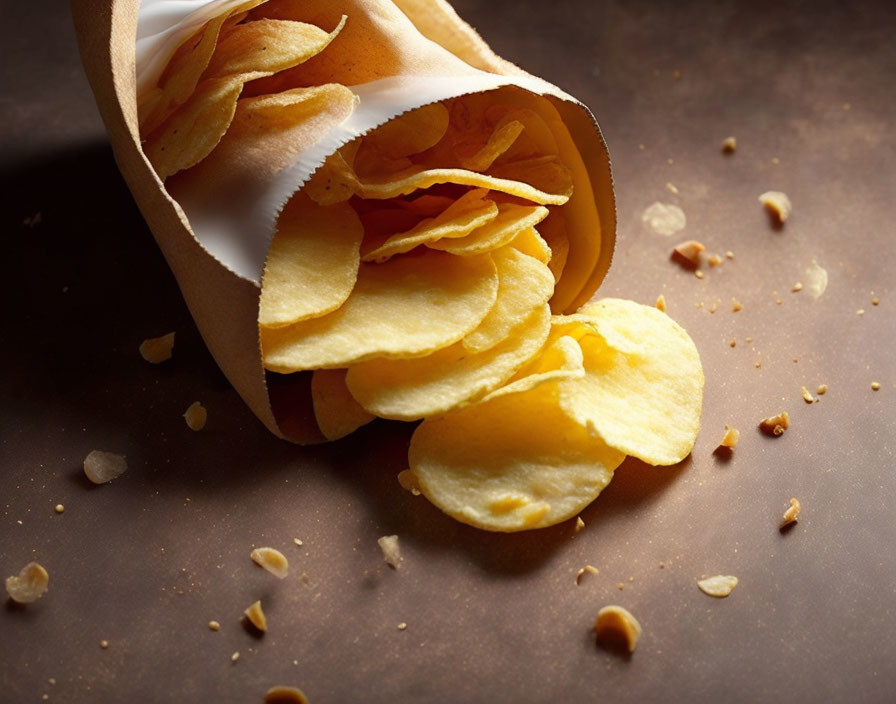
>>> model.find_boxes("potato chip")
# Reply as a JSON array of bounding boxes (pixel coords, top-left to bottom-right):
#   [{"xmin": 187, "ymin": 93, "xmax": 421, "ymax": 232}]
[
  {"xmin": 261, "ymin": 250, "xmax": 498, "ymax": 371},
  {"xmin": 408, "ymin": 383, "xmax": 624, "ymax": 532},
  {"xmin": 361, "ymin": 189, "xmax": 498, "ymax": 262},
  {"xmin": 456, "ymin": 119, "xmax": 524, "ymax": 171},
  {"xmin": 488, "ymin": 334, "xmax": 585, "ymax": 400},
  {"xmin": 311, "ymin": 369, "xmax": 375, "ymax": 440},
  {"xmin": 463, "ymin": 247, "xmax": 554, "ymax": 352},
  {"xmin": 260, "ymin": 194, "xmax": 364, "ymax": 327},
  {"xmin": 557, "ymin": 298, "xmax": 703, "ymax": 465},
  {"xmin": 426, "ymin": 203, "xmax": 549, "ymax": 256},
  {"xmin": 537, "ymin": 210, "xmax": 570, "ymax": 284},
  {"xmin": 394, "ymin": 194, "xmax": 456, "ymax": 216},
  {"xmin": 486, "ymin": 155, "xmax": 573, "ymax": 199},
  {"xmin": 362, "ymin": 102, "xmax": 450, "ymax": 158},
  {"xmin": 345, "ymin": 304, "xmax": 550, "ymax": 420},
  {"xmin": 509, "ymin": 226, "xmax": 551, "ymax": 264},
  {"xmin": 487, "ymin": 106, "xmax": 560, "ymax": 160}
]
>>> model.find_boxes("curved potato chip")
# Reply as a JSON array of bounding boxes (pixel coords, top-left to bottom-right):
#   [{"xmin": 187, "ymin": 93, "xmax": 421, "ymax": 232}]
[
  {"xmin": 362, "ymin": 102, "xmax": 451, "ymax": 158},
  {"xmin": 408, "ymin": 383, "xmax": 624, "ymax": 532},
  {"xmin": 260, "ymin": 194, "xmax": 363, "ymax": 328},
  {"xmin": 463, "ymin": 247, "xmax": 554, "ymax": 352},
  {"xmin": 311, "ymin": 369, "xmax": 375, "ymax": 440},
  {"xmin": 487, "ymin": 155, "xmax": 573, "ymax": 199},
  {"xmin": 557, "ymin": 298, "xmax": 704, "ymax": 465},
  {"xmin": 346, "ymin": 303, "xmax": 550, "ymax": 420},
  {"xmin": 509, "ymin": 226, "xmax": 551, "ymax": 264},
  {"xmin": 489, "ymin": 334, "xmax": 585, "ymax": 400},
  {"xmin": 456, "ymin": 120, "xmax": 524, "ymax": 171},
  {"xmin": 261, "ymin": 251, "xmax": 498, "ymax": 371},
  {"xmin": 427, "ymin": 203, "xmax": 549, "ymax": 256},
  {"xmin": 550, "ymin": 312, "xmax": 644, "ymax": 356},
  {"xmin": 537, "ymin": 210, "xmax": 570, "ymax": 284},
  {"xmin": 394, "ymin": 194, "xmax": 456, "ymax": 216},
  {"xmin": 361, "ymin": 189, "xmax": 498, "ymax": 262}
]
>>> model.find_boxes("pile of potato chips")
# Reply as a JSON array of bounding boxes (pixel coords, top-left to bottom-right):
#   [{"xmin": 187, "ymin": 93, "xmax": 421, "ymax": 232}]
[{"xmin": 138, "ymin": 1, "xmax": 704, "ymax": 532}]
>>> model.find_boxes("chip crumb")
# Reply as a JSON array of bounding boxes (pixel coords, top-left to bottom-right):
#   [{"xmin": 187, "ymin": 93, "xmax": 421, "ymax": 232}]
[
  {"xmin": 5, "ymin": 562, "xmax": 49, "ymax": 604},
  {"xmin": 671, "ymin": 239, "xmax": 705, "ymax": 268},
  {"xmin": 397, "ymin": 469, "xmax": 422, "ymax": 496},
  {"xmin": 208, "ymin": 620, "xmax": 220, "ymax": 631},
  {"xmin": 759, "ymin": 411, "xmax": 790, "ymax": 437},
  {"xmin": 801, "ymin": 386, "xmax": 816, "ymax": 403},
  {"xmin": 54, "ymin": 504, "xmax": 64, "ymax": 514},
  {"xmin": 729, "ymin": 340, "xmax": 736, "ymax": 348},
  {"xmin": 708, "ymin": 301, "xmax": 718, "ymax": 314},
  {"xmin": 183, "ymin": 401, "xmax": 207, "ymax": 431},
  {"xmin": 781, "ymin": 497, "xmax": 801, "ymax": 528},
  {"xmin": 857, "ymin": 308, "xmax": 865, "ymax": 315},
  {"xmin": 721, "ymin": 136, "xmax": 737, "ymax": 153},
  {"xmin": 231, "ymin": 651, "xmax": 240, "ymax": 663},
  {"xmin": 725, "ymin": 250, "xmax": 734, "ymax": 259},
  {"xmin": 659, "ymin": 562, "xmax": 665, "ymax": 569},
  {"xmin": 817, "ymin": 384, "xmax": 828, "ymax": 395},
  {"xmin": 707, "ymin": 254, "xmax": 722, "ymax": 267},
  {"xmin": 759, "ymin": 191, "xmax": 792, "ymax": 224},
  {"xmin": 617, "ymin": 582, "xmax": 624, "ymax": 591},
  {"xmin": 100, "ymin": 640, "xmax": 109, "ymax": 649},
  {"xmin": 697, "ymin": 575, "xmax": 738, "ymax": 597},
  {"xmin": 574, "ymin": 516, "xmax": 585, "ymax": 533},
  {"xmin": 665, "ymin": 181, "xmax": 679, "ymax": 194},
  {"xmin": 293, "ymin": 538, "xmax": 304, "ymax": 547},
  {"xmin": 872, "ymin": 297, "xmax": 879, "ymax": 306},
  {"xmin": 745, "ymin": 336, "xmax": 753, "ymax": 342},
  {"xmin": 138, "ymin": 332, "xmax": 175, "ymax": 364},
  {"xmin": 264, "ymin": 686, "xmax": 310, "ymax": 704},
  {"xmin": 244, "ymin": 600, "xmax": 267, "ymax": 633},
  {"xmin": 575, "ymin": 565, "xmax": 600, "ymax": 585},
  {"xmin": 83, "ymin": 450, "xmax": 127, "ymax": 485},
  {"xmin": 754, "ymin": 361, "xmax": 762, "ymax": 368},
  {"xmin": 378, "ymin": 535, "xmax": 402, "ymax": 569},
  {"xmin": 672, "ymin": 69, "xmax": 682, "ymax": 80},
  {"xmin": 718, "ymin": 425, "xmax": 739, "ymax": 450},
  {"xmin": 250, "ymin": 547, "xmax": 289, "ymax": 579},
  {"xmin": 771, "ymin": 157, "xmax": 780, "ymax": 165},
  {"xmin": 397, "ymin": 622, "xmax": 408, "ymax": 631},
  {"xmin": 871, "ymin": 381, "xmax": 881, "ymax": 391},
  {"xmin": 594, "ymin": 605, "xmax": 642, "ymax": 654},
  {"xmin": 655, "ymin": 294, "xmax": 666, "ymax": 312},
  {"xmin": 732, "ymin": 299, "xmax": 743, "ymax": 312},
  {"xmin": 695, "ymin": 270, "xmax": 705, "ymax": 279},
  {"xmin": 792, "ymin": 282, "xmax": 803, "ymax": 292}
]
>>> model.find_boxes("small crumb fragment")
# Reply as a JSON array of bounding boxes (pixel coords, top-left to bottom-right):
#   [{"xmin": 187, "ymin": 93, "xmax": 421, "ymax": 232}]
[
  {"xmin": 397, "ymin": 622, "xmax": 408, "ymax": 631},
  {"xmin": 378, "ymin": 535, "xmax": 402, "ymax": 569},
  {"xmin": 659, "ymin": 562, "xmax": 665, "ymax": 569},
  {"xmin": 665, "ymin": 181, "xmax": 679, "ymax": 194},
  {"xmin": 655, "ymin": 294, "xmax": 666, "ymax": 312},
  {"xmin": 718, "ymin": 425, "xmax": 739, "ymax": 449},
  {"xmin": 801, "ymin": 386, "xmax": 816, "ymax": 404},
  {"xmin": 781, "ymin": 498, "xmax": 801, "ymax": 528},
  {"xmin": 100, "ymin": 640, "xmax": 109, "ymax": 649},
  {"xmin": 721, "ymin": 136, "xmax": 737, "ymax": 153},
  {"xmin": 264, "ymin": 686, "xmax": 310, "ymax": 704},
  {"xmin": 575, "ymin": 565, "xmax": 600, "ymax": 586},
  {"xmin": 617, "ymin": 582, "xmax": 624, "ymax": 591},
  {"xmin": 594, "ymin": 605, "xmax": 642, "ymax": 654},
  {"xmin": 759, "ymin": 411, "xmax": 790, "ymax": 437},
  {"xmin": 244, "ymin": 600, "xmax": 267, "ymax": 633},
  {"xmin": 672, "ymin": 69, "xmax": 681, "ymax": 80},
  {"xmin": 208, "ymin": 620, "xmax": 220, "ymax": 631},
  {"xmin": 231, "ymin": 651, "xmax": 240, "ymax": 663},
  {"xmin": 707, "ymin": 254, "xmax": 722, "ymax": 267},
  {"xmin": 397, "ymin": 469, "xmax": 421, "ymax": 496},
  {"xmin": 695, "ymin": 270, "xmax": 705, "ymax": 279},
  {"xmin": 54, "ymin": 504, "xmax": 65, "ymax": 514},
  {"xmin": 729, "ymin": 340, "xmax": 736, "ymax": 348},
  {"xmin": 754, "ymin": 360, "xmax": 762, "ymax": 368},
  {"xmin": 857, "ymin": 309, "xmax": 865, "ymax": 316},
  {"xmin": 574, "ymin": 516, "xmax": 585, "ymax": 533},
  {"xmin": 759, "ymin": 191, "xmax": 792, "ymax": 224},
  {"xmin": 872, "ymin": 297, "xmax": 879, "ymax": 306},
  {"xmin": 293, "ymin": 538, "xmax": 304, "ymax": 547},
  {"xmin": 792, "ymin": 282, "xmax": 803, "ymax": 293},
  {"xmin": 183, "ymin": 402, "xmax": 207, "ymax": 431},
  {"xmin": 745, "ymin": 337, "xmax": 753, "ymax": 342},
  {"xmin": 817, "ymin": 384, "xmax": 828, "ymax": 395},
  {"xmin": 250, "ymin": 547, "xmax": 289, "ymax": 579},
  {"xmin": 771, "ymin": 156, "xmax": 780, "ymax": 165},
  {"xmin": 697, "ymin": 575, "xmax": 738, "ymax": 597},
  {"xmin": 725, "ymin": 250, "xmax": 734, "ymax": 259},
  {"xmin": 708, "ymin": 301, "xmax": 718, "ymax": 314},
  {"xmin": 139, "ymin": 332, "xmax": 175, "ymax": 364},
  {"xmin": 871, "ymin": 381, "xmax": 881, "ymax": 391},
  {"xmin": 5, "ymin": 562, "xmax": 49, "ymax": 603},
  {"xmin": 83, "ymin": 450, "xmax": 127, "ymax": 485},
  {"xmin": 671, "ymin": 239, "xmax": 705, "ymax": 268},
  {"xmin": 732, "ymin": 299, "xmax": 743, "ymax": 312}
]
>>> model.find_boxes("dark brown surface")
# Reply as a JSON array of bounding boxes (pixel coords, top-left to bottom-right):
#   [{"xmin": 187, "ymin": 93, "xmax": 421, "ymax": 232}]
[{"xmin": 2, "ymin": 1, "xmax": 895, "ymax": 702}]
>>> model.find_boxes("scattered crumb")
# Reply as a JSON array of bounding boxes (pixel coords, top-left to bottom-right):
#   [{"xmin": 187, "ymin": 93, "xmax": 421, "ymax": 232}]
[
  {"xmin": 642, "ymin": 202, "xmax": 686, "ymax": 236},
  {"xmin": 575, "ymin": 565, "xmax": 600, "ymax": 586},
  {"xmin": 801, "ymin": 386, "xmax": 816, "ymax": 404},
  {"xmin": 793, "ymin": 358, "xmax": 799, "ymax": 363},
  {"xmin": 817, "ymin": 384, "xmax": 828, "ymax": 395},
  {"xmin": 721, "ymin": 136, "xmax": 737, "ymax": 153},
  {"xmin": 138, "ymin": 332, "xmax": 175, "ymax": 364},
  {"xmin": 209, "ymin": 620, "xmax": 220, "ymax": 631},
  {"xmin": 397, "ymin": 469, "xmax": 421, "ymax": 496},
  {"xmin": 574, "ymin": 516, "xmax": 585, "ymax": 533},
  {"xmin": 617, "ymin": 582, "xmax": 624, "ymax": 591},
  {"xmin": 695, "ymin": 270, "xmax": 705, "ymax": 279},
  {"xmin": 251, "ymin": 547, "xmax": 289, "ymax": 579},
  {"xmin": 872, "ymin": 297, "xmax": 879, "ymax": 306},
  {"xmin": 378, "ymin": 535, "xmax": 402, "ymax": 569},
  {"xmin": 732, "ymin": 299, "xmax": 743, "ymax": 312},
  {"xmin": 659, "ymin": 562, "xmax": 665, "ymax": 569},
  {"xmin": 244, "ymin": 600, "xmax": 267, "ymax": 633},
  {"xmin": 697, "ymin": 575, "xmax": 738, "ymax": 597},
  {"xmin": 871, "ymin": 381, "xmax": 881, "ymax": 391},
  {"xmin": 729, "ymin": 340, "xmax": 736, "ymax": 348},
  {"xmin": 759, "ymin": 411, "xmax": 790, "ymax": 437},
  {"xmin": 672, "ymin": 69, "xmax": 682, "ymax": 80},
  {"xmin": 594, "ymin": 605, "xmax": 642, "ymax": 654},
  {"xmin": 754, "ymin": 361, "xmax": 762, "ymax": 369},
  {"xmin": 183, "ymin": 402, "xmax": 207, "ymax": 431},
  {"xmin": 671, "ymin": 239, "xmax": 706, "ymax": 268},
  {"xmin": 628, "ymin": 576, "xmax": 635, "ymax": 583},
  {"xmin": 54, "ymin": 504, "xmax": 64, "ymax": 514},
  {"xmin": 397, "ymin": 622, "xmax": 408, "ymax": 631},
  {"xmin": 264, "ymin": 686, "xmax": 310, "ymax": 704},
  {"xmin": 83, "ymin": 450, "xmax": 127, "ymax": 485},
  {"xmin": 665, "ymin": 182, "xmax": 679, "ymax": 194},
  {"xmin": 638, "ymin": 143, "xmax": 645, "ymax": 150},
  {"xmin": 100, "ymin": 640, "xmax": 109, "ymax": 649},
  {"xmin": 792, "ymin": 282, "xmax": 803, "ymax": 293},
  {"xmin": 5, "ymin": 562, "xmax": 49, "ymax": 603},
  {"xmin": 781, "ymin": 498, "xmax": 801, "ymax": 528},
  {"xmin": 759, "ymin": 191, "xmax": 792, "ymax": 224},
  {"xmin": 857, "ymin": 309, "xmax": 865, "ymax": 316},
  {"xmin": 655, "ymin": 294, "xmax": 667, "ymax": 312},
  {"xmin": 771, "ymin": 157, "xmax": 780, "ymax": 165},
  {"xmin": 667, "ymin": 158, "xmax": 675, "ymax": 165},
  {"xmin": 718, "ymin": 425, "xmax": 739, "ymax": 449},
  {"xmin": 725, "ymin": 251, "xmax": 734, "ymax": 259},
  {"xmin": 707, "ymin": 254, "xmax": 722, "ymax": 267},
  {"xmin": 231, "ymin": 651, "xmax": 240, "ymax": 663},
  {"xmin": 708, "ymin": 301, "xmax": 718, "ymax": 314},
  {"xmin": 293, "ymin": 538, "xmax": 304, "ymax": 547},
  {"xmin": 745, "ymin": 337, "xmax": 753, "ymax": 343},
  {"xmin": 843, "ymin": 102, "xmax": 851, "ymax": 111}
]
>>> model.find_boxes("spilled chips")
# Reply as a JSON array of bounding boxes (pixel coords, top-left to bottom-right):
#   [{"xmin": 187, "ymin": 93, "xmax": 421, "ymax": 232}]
[{"xmin": 137, "ymin": 1, "xmax": 704, "ymax": 532}]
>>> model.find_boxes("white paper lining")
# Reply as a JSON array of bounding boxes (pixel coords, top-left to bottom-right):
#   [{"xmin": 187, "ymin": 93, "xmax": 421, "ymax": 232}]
[{"xmin": 137, "ymin": 0, "xmax": 586, "ymax": 286}]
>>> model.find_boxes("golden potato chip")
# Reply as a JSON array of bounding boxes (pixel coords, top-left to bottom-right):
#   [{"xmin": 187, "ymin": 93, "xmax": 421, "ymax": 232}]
[
  {"xmin": 557, "ymin": 298, "xmax": 703, "ymax": 465},
  {"xmin": 509, "ymin": 227, "xmax": 551, "ymax": 264},
  {"xmin": 537, "ymin": 210, "xmax": 570, "ymax": 284},
  {"xmin": 456, "ymin": 119, "xmax": 524, "ymax": 171},
  {"xmin": 362, "ymin": 102, "xmax": 450, "ymax": 158},
  {"xmin": 345, "ymin": 304, "xmax": 550, "ymax": 420},
  {"xmin": 489, "ymin": 334, "xmax": 585, "ymax": 400},
  {"xmin": 487, "ymin": 106, "xmax": 560, "ymax": 161},
  {"xmin": 550, "ymin": 312, "xmax": 643, "ymax": 356},
  {"xmin": 361, "ymin": 189, "xmax": 498, "ymax": 262},
  {"xmin": 408, "ymin": 383, "xmax": 624, "ymax": 532},
  {"xmin": 463, "ymin": 247, "xmax": 554, "ymax": 352},
  {"xmin": 260, "ymin": 194, "xmax": 363, "ymax": 328},
  {"xmin": 261, "ymin": 251, "xmax": 498, "ymax": 371},
  {"xmin": 394, "ymin": 194, "xmax": 456, "ymax": 216},
  {"xmin": 311, "ymin": 369, "xmax": 375, "ymax": 440},
  {"xmin": 486, "ymin": 155, "xmax": 573, "ymax": 200},
  {"xmin": 426, "ymin": 202, "xmax": 549, "ymax": 256}
]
